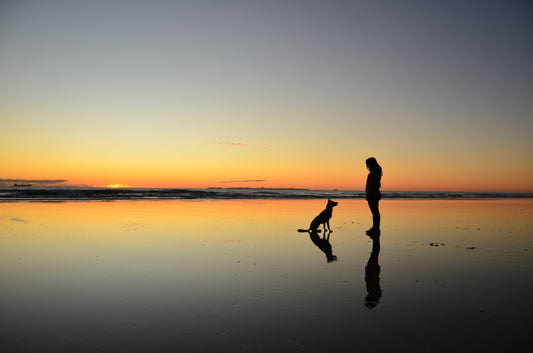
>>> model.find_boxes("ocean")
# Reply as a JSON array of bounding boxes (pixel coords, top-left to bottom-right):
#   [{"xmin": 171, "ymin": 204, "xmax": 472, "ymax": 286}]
[{"xmin": 0, "ymin": 186, "xmax": 531, "ymax": 201}]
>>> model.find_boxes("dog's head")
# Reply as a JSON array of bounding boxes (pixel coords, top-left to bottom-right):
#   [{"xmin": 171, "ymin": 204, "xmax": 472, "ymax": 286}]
[{"xmin": 327, "ymin": 199, "xmax": 338, "ymax": 209}]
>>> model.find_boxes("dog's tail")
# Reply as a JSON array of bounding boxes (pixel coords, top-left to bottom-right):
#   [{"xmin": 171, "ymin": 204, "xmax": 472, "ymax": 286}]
[{"xmin": 297, "ymin": 228, "xmax": 321, "ymax": 233}]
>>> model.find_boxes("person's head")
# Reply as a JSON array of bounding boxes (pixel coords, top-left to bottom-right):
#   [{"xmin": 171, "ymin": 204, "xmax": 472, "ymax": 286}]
[{"xmin": 366, "ymin": 157, "xmax": 382, "ymax": 175}]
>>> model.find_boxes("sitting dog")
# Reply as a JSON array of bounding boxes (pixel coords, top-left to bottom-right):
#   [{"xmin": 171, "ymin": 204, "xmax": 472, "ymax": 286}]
[{"xmin": 298, "ymin": 199, "xmax": 338, "ymax": 233}]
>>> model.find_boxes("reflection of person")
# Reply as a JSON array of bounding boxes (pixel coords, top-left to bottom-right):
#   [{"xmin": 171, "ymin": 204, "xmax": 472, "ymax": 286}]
[
  {"xmin": 365, "ymin": 157, "xmax": 382, "ymax": 236},
  {"xmin": 365, "ymin": 234, "xmax": 381, "ymax": 309}
]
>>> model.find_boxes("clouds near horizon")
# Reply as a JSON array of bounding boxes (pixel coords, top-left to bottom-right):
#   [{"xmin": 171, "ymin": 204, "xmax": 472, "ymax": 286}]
[
  {"xmin": 1, "ymin": 0, "xmax": 532, "ymax": 191},
  {"xmin": 0, "ymin": 179, "xmax": 67, "ymax": 186},
  {"xmin": 217, "ymin": 142, "xmax": 245, "ymax": 147}
]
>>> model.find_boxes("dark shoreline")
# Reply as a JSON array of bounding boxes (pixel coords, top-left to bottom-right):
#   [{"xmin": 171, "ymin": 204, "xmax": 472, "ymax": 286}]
[{"xmin": 0, "ymin": 187, "xmax": 531, "ymax": 201}]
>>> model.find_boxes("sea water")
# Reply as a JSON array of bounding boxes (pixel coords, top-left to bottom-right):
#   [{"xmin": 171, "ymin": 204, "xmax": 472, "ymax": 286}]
[{"xmin": 1, "ymin": 186, "xmax": 531, "ymax": 201}]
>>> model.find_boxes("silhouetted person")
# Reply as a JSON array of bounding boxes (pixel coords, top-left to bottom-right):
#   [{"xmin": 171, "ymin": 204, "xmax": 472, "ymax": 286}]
[
  {"xmin": 309, "ymin": 229, "xmax": 338, "ymax": 263},
  {"xmin": 365, "ymin": 157, "xmax": 382, "ymax": 236},
  {"xmin": 365, "ymin": 234, "xmax": 381, "ymax": 309}
]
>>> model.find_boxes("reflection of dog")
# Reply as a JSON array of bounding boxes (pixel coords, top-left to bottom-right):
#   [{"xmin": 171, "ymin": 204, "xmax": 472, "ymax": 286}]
[
  {"xmin": 298, "ymin": 199, "xmax": 338, "ymax": 233},
  {"xmin": 310, "ymin": 230, "xmax": 337, "ymax": 262}
]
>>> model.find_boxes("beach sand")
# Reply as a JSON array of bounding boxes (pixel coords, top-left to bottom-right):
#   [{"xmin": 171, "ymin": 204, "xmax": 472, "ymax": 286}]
[{"xmin": 1, "ymin": 199, "xmax": 532, "ymax": 352}]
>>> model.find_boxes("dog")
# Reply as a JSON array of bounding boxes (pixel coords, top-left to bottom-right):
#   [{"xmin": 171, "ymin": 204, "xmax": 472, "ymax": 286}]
[{"xmin": 298, "ymin": 199, "xmax": 338, "ymax": 233}]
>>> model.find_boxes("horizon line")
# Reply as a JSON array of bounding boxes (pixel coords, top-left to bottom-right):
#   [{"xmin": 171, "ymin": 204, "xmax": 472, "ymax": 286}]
[{"xmin": 0, "ymin": 184, "xmax": 531, "ymax": 195}]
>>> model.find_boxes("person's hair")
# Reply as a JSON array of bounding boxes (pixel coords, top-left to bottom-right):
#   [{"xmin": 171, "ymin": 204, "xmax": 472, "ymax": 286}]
[{"xmin": 366, "ymin": 157, "xmax": 382, "ymax": 175}]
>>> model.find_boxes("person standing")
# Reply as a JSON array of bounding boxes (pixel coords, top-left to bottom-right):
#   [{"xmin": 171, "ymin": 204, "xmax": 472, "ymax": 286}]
[{"xmin": 365, "ymin": 157, "xmax": 382, "ymax": 236}]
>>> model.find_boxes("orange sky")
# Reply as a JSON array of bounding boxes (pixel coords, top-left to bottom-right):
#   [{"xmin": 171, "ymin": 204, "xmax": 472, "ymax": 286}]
[{"xmin": 1, "ymin": 1, "xmax": 532, "ymax": 192}]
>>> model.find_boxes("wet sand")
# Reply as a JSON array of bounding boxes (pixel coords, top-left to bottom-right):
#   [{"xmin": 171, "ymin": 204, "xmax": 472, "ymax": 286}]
[{"xmin": 1, "ymin": 199, "xmax": 532, "ymax": 352}]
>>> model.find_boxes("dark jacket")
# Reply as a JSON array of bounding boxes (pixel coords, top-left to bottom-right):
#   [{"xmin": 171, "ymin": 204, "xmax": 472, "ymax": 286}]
[{"xmin": 365, "ymin": 171, "xmax": 381, "ymax": 200}]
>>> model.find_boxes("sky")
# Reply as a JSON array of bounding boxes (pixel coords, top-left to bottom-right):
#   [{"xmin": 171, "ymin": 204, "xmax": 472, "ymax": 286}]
[{"xmin": 1, "ymin": 0, "xmax": 532, "ymax": 191}]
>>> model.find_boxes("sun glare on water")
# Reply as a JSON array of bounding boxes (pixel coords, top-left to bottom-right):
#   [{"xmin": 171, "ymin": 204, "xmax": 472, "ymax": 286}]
[{"xmin": 106, "ymin": 184, "xmax": 129, "ymax": 188}]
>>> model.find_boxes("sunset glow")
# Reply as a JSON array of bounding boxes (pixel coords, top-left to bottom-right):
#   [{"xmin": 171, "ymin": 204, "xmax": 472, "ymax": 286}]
[
  {"xmin": 1, "ymin": 1, "xmax": 532, "ymax": 192},
  {"xmin": 106, "ymin": 184, "xmax": 129, "ymax": 189}
]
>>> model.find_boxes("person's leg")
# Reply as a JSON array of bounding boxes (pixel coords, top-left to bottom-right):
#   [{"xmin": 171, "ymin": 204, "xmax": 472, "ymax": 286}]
[
  {"xmin": 367, "ymin": 199, "xmax": 380, "ymax": 233},
  {"xmin": 372, "ymin": 199, "xmax": 380, "ymax": 230}
]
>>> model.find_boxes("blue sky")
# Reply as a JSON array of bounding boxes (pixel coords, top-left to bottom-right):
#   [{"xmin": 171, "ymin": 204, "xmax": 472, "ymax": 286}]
[{"xmin": 1, "ymin": 0, "xmax": 532, "ymax": 190}]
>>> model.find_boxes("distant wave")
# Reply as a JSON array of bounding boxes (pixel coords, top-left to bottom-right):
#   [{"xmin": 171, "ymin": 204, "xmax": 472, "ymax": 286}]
[{"xmin": 0, "ymin": 187, "xmax": 531, "ymax": 201}]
